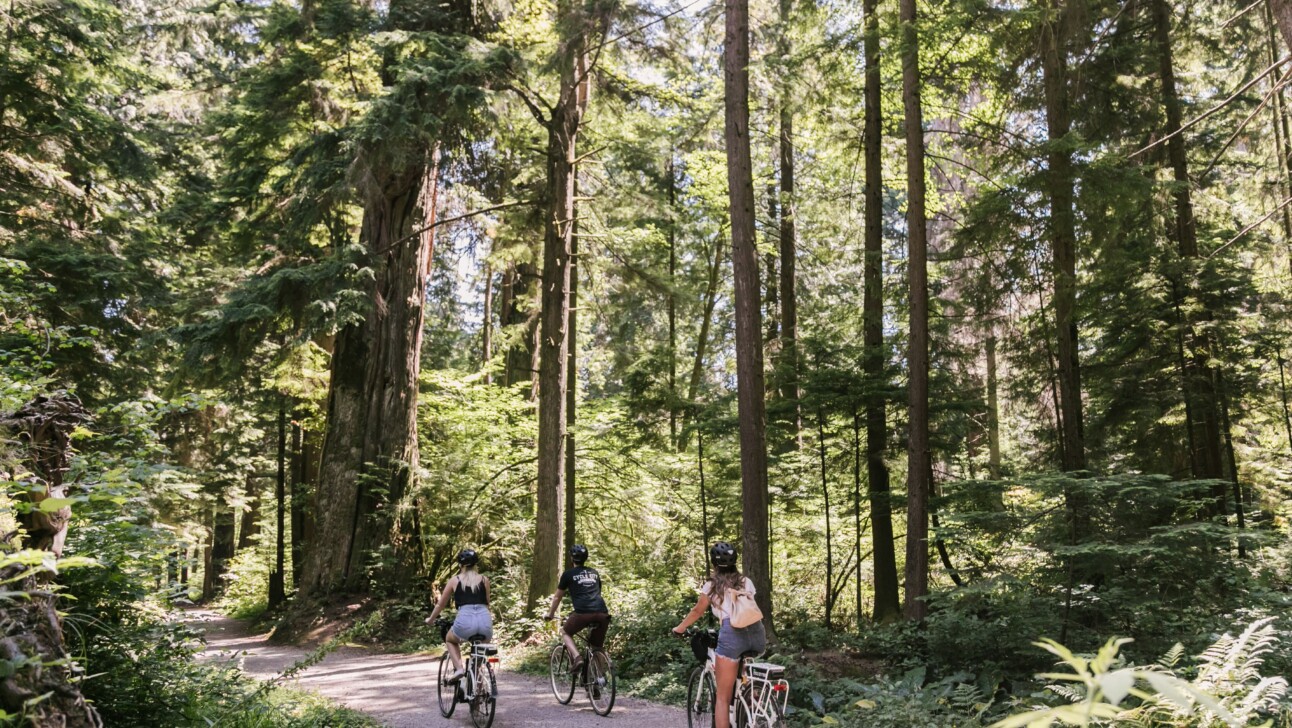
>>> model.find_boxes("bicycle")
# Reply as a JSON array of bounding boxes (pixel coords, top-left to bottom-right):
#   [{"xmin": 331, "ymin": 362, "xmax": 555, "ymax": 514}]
[
  {"xmin": 683, "ymin": 627, "xmax": 788, "ymax": 728},
  {"xmin": 434, "ymin": 617, "xmax": 499, "ymax": 728},
  {"xmin": 547, "ymin": 614, "xmax": 616, "ymax": 716}
]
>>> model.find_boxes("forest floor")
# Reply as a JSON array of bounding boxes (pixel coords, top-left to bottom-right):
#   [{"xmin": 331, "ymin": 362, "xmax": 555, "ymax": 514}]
[{"xmin": 189, "ymin": 609, "xmax": 687, "ymax": 727}]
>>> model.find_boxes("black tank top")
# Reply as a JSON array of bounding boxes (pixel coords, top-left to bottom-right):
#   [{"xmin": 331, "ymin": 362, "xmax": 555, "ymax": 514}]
[{"xmin": 453, "ymin": 577, "xmax": 488, "ymax": 607}]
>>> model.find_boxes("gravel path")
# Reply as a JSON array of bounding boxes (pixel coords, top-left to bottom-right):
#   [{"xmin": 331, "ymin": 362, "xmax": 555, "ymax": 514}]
[{"xmin": 191, "ymin": 610, "xmax": 687, "ymax": 728}]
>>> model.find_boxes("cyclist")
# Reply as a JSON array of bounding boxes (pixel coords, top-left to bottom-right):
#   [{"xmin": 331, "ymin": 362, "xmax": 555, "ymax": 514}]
[
  {"xmin": 671, "ymin": 541, "xmax": 766, "ymax": 728},
  {"xmin": 425, "ymin": 548, "xmax": 492, "ymax": 682},
  {"xmin": 543, "ymin": 543, "xmax": 610, "ymax": 672}
]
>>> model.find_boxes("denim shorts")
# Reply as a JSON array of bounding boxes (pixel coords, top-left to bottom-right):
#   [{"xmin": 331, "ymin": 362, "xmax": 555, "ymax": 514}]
[
  {"xmin": 451, "ymin": 604, "xmax": 493, "ymax": 642},
  {"xmin": 715, "ymin": 618, "xmax": 765, "ymax": 660}
]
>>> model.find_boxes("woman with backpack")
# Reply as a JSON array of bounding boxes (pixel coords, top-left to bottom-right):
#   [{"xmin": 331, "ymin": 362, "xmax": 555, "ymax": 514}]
[{"xmin": 671, "ymin": 541, "xmax": 766, "ymax": 728}]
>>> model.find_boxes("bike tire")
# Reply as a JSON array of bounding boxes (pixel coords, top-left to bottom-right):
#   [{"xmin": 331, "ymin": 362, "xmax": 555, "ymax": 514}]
[
  {"xmin": 686, "ymin": 666, "xmax": 716, "ymax": 728},
  {"xmin": 469, "ymin": 660, "xmax": 497, "ymax": 728},
  {"xmin": 436, "ymin": 653, "xmax": 457, "ymax": 718},
  {"xmin": 586, "ymin": 650, "xmax": 616, "ymax": 716},
  {"xmin": 549, "ymin": 643, "xmax": 576, "ymax": 704},
  {"xmin": 733, "ymin": 691, "xmax": 752, "ymax": 728}
]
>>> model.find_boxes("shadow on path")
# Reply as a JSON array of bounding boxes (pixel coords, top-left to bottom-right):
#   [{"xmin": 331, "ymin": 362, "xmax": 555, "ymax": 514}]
[{"xmin": 189, "ymin": 609, "xmax": 687, "ymax": 727}]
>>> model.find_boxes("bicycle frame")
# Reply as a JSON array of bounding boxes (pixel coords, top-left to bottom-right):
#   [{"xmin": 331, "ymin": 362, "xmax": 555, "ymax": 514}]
[
  {"xmin": 463, "ymin": 641, "xmax": 500, "ymax": 699},
  {"xmin": 691, "ymin": 636, "xmax": 789, "ymax": 726}
]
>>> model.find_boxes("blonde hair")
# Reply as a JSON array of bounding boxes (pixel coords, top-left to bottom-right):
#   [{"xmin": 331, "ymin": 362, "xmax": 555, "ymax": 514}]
[{"xmin": 456, "ymin": 565, "xmax": 484, "ymax": 592}]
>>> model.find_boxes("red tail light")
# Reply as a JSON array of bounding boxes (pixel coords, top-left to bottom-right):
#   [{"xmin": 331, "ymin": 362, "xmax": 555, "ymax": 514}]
[
  {"xmin": 488, "ymin": 657, "xmax": 500, "ymax": 663},
  {"xmin": 771, "ymin": 683, "xmax": 788, "ymax": 692}
]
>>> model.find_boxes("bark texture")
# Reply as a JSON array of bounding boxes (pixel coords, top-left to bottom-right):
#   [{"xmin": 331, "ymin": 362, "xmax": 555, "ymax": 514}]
[
  {"xmin": 1272, "ymin": 0, "xmax": 1292, "ymax": 49},
  {"xmin": 777, "ymin": 1, "xmax": 802, "ymax": 446},
  {"xmin": 900, "ymin": 0, "xmax": 931, "ymax": 622},
  {"xmin": 1041, "ymin": 0, "xmax": 1086, "ymax": 472},
  {"xmin": 526, "ymin": 1, "xmax": 598, "ymax": 611},
  {"xmin": 725, "ymin": 0, "xmax": 774, "ymax": 627},
  {"xmin": 1152, "ymin": 0, "xmax": 1226, "ymax": 484},
  {"xmin": 863, "ymin": 0, "xmax": 901, "ymax": 625},
  {"xmin": 300, "ymin": 153, "xmax": 438, "ymax": 596},
  {"xmin": 0, "ymin": 395, "xmax": 100, "ymax": 726}
]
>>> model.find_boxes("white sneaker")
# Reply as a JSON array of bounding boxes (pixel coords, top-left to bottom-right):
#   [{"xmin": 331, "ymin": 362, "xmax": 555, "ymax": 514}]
[{"xmin": 446, "ymin": 669, "xmax": 466, "ymax": 683}]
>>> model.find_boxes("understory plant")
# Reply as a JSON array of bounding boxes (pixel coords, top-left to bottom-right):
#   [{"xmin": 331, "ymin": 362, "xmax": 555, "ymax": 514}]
[{"xmin": 995, "ymin": 618, "xmax": 1290, "ymax": 727}]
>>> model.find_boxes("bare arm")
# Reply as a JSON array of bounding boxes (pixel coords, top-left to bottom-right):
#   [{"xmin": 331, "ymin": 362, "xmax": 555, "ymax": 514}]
[
  {"xmin": 672, "ymin": 593, "xmax": 710, "ymax": 634},
  {"xmin": 426, "ymin": 577, "xmax": 455, "ymax": 624},
  {"xmin": 545, "ymin": 588, "xmax": 567, "ymax": 619}
]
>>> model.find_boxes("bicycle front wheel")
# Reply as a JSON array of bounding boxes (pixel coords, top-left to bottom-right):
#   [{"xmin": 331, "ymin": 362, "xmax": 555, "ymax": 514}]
[
  {"xmin": 686, "ymin": 666, "xmax": 716, "ymax": 728},
  {"xmin": 469, "ymin": 660, "xmax": 497, "ymax": 728},
  {"xmin": 549, "ymin": 643, "xmax": 575, "ymax": 704},
  {"xmin": 436, "ymin": 653, "xmax": 457, "ymax": 718},
  {"xmin": 586, "ymin": 650, "xmax": 616, "ymax": 716}
]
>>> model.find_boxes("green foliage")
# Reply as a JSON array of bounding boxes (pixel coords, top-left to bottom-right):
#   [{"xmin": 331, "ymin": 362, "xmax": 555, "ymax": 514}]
[{"xmin": 994, "ymin": 620, "xmax": 1290, "ymax": 728}]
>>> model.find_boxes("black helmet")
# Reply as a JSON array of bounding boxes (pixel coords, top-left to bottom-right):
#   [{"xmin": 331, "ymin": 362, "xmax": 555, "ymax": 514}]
[
  {"xmin": 571, "ymin": 544, "xmax": 589, "ymax": 564},
  {"xmin": 457, "ymin": 548, "xmax": 479, "ymax": 567},
  {"xmin": 709, "ymin": 541, "xmax": 737, "ymax": 568}
]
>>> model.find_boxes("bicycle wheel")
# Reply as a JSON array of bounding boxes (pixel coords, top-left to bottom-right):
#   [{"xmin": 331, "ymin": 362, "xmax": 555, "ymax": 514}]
[
  {"xmin": 436, "ymin": 653, "xmax": 457, "ymax": 718},
  {"xmin": 733, "ymin": 698, "xmax": 752, "ymax": 728},
  {"xmin": 469, "ymin": 659, "xmax": 497, "ymax": 728},
  {"xmin": 586, "ymin": 650, "xmax": 616, "ymax": 716},
  {"xmin": 549, "ymin": 643, "xmax": 575, "ymax": 704},
  {"xmin": 686, "ymin": 666, "xmax": 716, "ymax": 728}
]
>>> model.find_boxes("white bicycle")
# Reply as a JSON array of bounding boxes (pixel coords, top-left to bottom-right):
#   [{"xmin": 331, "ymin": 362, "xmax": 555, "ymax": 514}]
[
  {"xmin": 684, "ymin": 628, "xmax": 789, "ymax": 728},
  {"xmin": 434, "ymin": 618, "xmax": 499, "ymax": 728}
]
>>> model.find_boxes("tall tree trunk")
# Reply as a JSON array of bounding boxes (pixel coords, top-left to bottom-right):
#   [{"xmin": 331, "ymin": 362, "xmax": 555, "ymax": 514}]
[
  {"xmin": 681, "ymin": 236, "xmax": 725, "ymax": 451},
  {"xmin": 1041, "ymin": 0, "xmax": 1086, "ymax": 472},
  {"xmin": 698, "ymin": 432, "xmax": 712, "ymax": 570},
  {"xmin": 1218, "ymin": 375, "xmax": 1246, "ymax": 557},
  {"xmin": 778, "ymin": 0, "xmax": 801, "ymax": 447},
  {"xmin": 1153, "ymin": 0, "xmax": 1226, "ymax": 486},
  {"xmin": 527, "ymin": 9, "xmax": 594, "ymax": 611},
  {"xmin": 1279, "ymin": 354, "xmax": 1292, "ymax": 455},
  {"xmin": 269, "ymin": 404, "xmax": 287, "ymax": 607},
  {"xmin": 1263, "ymin": 0, "xmax": 1292, "ymax": 274},
  {"xmin": 291, "ymin": 420, "xmax": 310, "ymax": 586},
  {"xmin": 482, "ymin": 260, "xmax": 494, "ymax": 384},
  {"xmin": 205, "ymin": 499, "xmax": 235, "ymax": 600},
  {"xmin": 900, "ymin": 0, "xmax": 931, "ymax": 622},
  {"xmin": 668, "ymin": 158, "xmax": 679, "ymax": 448},
  {"xmin": 237, "ymin": 472, "xmax": 260, "ymax": 551},
  {"xmin": 817, "ymin": 407, "xmax": 833, "ymax": 630},
  {"xmin": 852, "ymin": 413, "xmax": 866, "ymax": 627},
  {"xmin": 986, "ymin": 326, "xmax": 1003, "ymax": 481},
  {"xmin": 300, "ymin": 148, "xmax": 438, "ymax": 596},
  {"xmin": 726, "ymin": 0, "xmax": 774, "ymax": 627},
  {"xmin": 564, "ymin": 171, "xmax": 580, "ymax": 564},
  {"xmin": 1271, "ymin": 0, "xmax": 1292, "ymax": 49},
  {"xmin": 864, "ymin": 0, "xmax": 901, "ymax": 625},
  {"xmin": 502, "ymin": 261, "xmax": 540, "ymax": 392}
]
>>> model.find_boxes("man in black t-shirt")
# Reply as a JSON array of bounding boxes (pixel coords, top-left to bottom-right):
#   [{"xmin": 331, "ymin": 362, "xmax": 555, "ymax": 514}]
[{"xmin": 544, "ymin": 544, "xmax": 611, "ymax": 668}]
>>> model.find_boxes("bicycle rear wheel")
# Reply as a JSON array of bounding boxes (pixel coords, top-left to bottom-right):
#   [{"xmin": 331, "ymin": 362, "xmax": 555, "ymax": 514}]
[
  {"xmin": 469, "ymin": 660, "xmax": 497, "ymax": 728},
  {"xmin": 686, "ymin": 665, "xmax": 716, "ymax": 728},
  {"xmin": 549, "ymin": 643, "xmax": 576, "ymax": 704},
  {"xmin": 586, "ymin": 650, "xmax": 616, "ymax": 716},
  {"xmin": 436, "ymin": 653, "xmax": 457, "ymax": 718}
]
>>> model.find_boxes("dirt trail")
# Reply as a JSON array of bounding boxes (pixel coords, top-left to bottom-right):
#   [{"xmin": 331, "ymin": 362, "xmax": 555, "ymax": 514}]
[{"xmin": 192, "ymin": 610, "xmax": 687, "ymax": 727}]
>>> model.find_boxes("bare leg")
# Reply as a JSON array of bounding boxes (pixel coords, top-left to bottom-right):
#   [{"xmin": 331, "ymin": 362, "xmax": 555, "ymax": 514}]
[
  {"xmin": 714, "ymin": 655, "xmax": 739, "ymax": 728},
  {"xmin": 446, "ymin": 630, "xmax": 464, "ymax": 671},
  {"xmin": 560, "ymin": 630, "xmax": 580, "ymax": 663}
]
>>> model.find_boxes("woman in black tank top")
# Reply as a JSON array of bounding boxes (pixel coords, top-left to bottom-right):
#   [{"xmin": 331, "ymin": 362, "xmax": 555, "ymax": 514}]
[{"xmin": 426, "ymin": 549, "xmax": 493, "ymax": 680}]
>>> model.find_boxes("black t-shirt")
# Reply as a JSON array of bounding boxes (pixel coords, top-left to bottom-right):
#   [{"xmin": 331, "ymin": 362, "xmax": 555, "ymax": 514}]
[{"xmin": 558, "ymin": 566, "xmax": 608, "ymax": 614}]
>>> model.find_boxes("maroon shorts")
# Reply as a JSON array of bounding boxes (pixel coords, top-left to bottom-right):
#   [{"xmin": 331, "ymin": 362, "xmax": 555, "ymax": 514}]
[{"xmin": 563, "ymin": 612, "xmax": 611, "ymax": 648}]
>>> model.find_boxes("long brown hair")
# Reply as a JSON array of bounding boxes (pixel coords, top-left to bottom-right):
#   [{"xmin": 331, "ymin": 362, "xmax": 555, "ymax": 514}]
[{"xmin": 707, "ymin": 565, "xmax": 744, "ymax": 608}]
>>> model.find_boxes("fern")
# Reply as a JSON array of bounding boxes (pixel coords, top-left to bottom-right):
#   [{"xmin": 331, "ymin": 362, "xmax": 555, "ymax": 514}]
[{"xmin": 993, "ymin": 619, "xmax": 1291, "ymax": 728}]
